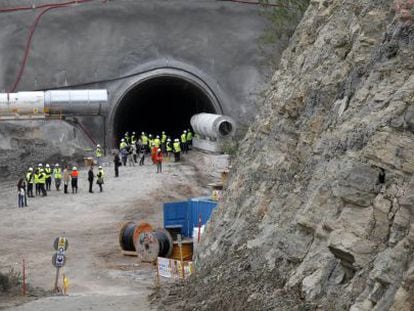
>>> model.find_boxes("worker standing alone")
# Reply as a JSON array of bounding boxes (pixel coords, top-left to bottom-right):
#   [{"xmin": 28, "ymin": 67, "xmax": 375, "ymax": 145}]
[
  {"xmin": 95, "ymin": 144, "xmax": 103, "ymax": 167},
  {"xmin": 96, "ymin": 166, "xmax": 104, "ymax": 192}
]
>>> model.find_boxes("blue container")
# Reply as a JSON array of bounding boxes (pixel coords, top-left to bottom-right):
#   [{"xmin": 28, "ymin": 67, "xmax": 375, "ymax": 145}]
[
  {"xmin": 163, "ymin": 197, "xmax": 218, "ymax": 238},
  {"xmin": 188, "ymin": 197, "xmax": 218, "ymax": 237},
  {"xmin": 163, "ymin": 201, "xmax": 190, "ymax": 237}
]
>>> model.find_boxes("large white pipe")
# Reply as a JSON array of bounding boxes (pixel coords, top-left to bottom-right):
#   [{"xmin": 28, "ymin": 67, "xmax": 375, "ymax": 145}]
[
  {"xmin": 0, "ymin": 89, "xmax": 107, "ymax": 120},
  {"xmin": 190, "ymin": 113, "xmax": 236, "ymax": 139}
]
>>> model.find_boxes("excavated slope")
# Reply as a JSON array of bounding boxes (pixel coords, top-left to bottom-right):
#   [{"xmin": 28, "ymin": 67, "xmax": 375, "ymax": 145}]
[{"xmin": 159, "ymin": 0, "xmax": 414, "ymax": 310}]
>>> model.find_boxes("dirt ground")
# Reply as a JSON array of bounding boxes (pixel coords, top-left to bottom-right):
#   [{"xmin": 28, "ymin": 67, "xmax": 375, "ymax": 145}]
[{"xmin": 0, "ymin": 152, "xmax": 216, "ymax": 310}]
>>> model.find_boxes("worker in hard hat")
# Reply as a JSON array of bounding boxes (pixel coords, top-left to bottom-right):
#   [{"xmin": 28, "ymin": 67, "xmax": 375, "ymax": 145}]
[
  {"xmin": 186, "ymin": 129, "xmax": 193, "ymax": 150},
  {"xmin": 96, "ymin": 166, "xmax": 105, "ymax": 192},
  {"xmin": 95, "ymin": 144, "xmax": 103, "ymax": 167},
  {"xmin": 70, "ymin": 167, "xmax": 79, "ymax": 194},
  {"xmin": 124, "ymin": 132, "xmax": 130, "ymax": 145},
  {"xmin": 34, "ymin": 166, "xmax": 40, "ymax": 196},
  {"xmin": 53, "ymin": 163, "xmax": 62, "ymax": 191},
  {"xmin": 25, "ymin": 167, "xmax": 34, "ymax": 198},
  {"xmin": 153, "ymin": 135, "xmax": 161, "ymax": 148},
  {"xmin": 131, "ymin": 132, "xmax": 137, "ymax": 145},
  {"xmin": 119, "ymin": 138, "xmax": 128, "ymax": 151},
  {"xmin": 38, "ymin": 166, "xmax": 47, "ymax": 197},
  {"xmin": 148, "ymin": 134, "xmax": 153, "ymax": 153},
  {"xmin": 181, "ymin": 130, "xmax": 188, "ymax": 154},
  {"xmin": 45, "ymin": 164, "xmax": 52, "ymax": 191},
  {"xmin": 141, "ymin": 132, "xmax": 148, "ymax": 153},
  {"xmin": 173, "ymin": 138, "xmax": 181, "ymax": 162},
  {"xmin": 155, "ymin": 148, "xmax": 163, "ymax": 173},
  {"xmin": 166, "ymin": 138, "xmax": 173, "ymax": 161}
]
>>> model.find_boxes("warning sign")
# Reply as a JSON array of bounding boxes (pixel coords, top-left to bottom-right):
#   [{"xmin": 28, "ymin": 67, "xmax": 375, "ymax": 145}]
[{"xmin": 157, "ymin": 257, "xmax": 194, "ymax": 279}]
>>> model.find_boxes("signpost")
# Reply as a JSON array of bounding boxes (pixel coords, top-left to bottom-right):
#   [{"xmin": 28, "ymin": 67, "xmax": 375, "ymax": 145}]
[{"xmin": 52, "ymin": 237, "xmax": 68, "ymax": 292}]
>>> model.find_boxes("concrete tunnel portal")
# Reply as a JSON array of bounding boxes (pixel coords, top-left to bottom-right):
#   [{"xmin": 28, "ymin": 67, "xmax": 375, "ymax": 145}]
[{"xmin": 112, "ymin": 74, "xmax": 220, "ymax": 145}]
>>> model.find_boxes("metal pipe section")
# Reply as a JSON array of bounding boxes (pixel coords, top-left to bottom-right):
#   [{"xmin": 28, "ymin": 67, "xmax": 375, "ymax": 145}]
[
  {"xmin": 0, "ymin": 89, "xmax": 107, "ymax": 120},
  {"xmin": 190, "ymin": 113, "xmax": 236, "ymax": 139}
]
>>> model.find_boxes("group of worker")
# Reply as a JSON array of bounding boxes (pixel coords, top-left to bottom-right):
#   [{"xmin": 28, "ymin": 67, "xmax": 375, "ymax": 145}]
[
  {"xmin": 107, "ymin": 129, "xmax": 194, "ymax": 175},
  {"xmin": 17, "ymin": 162, "xmax": 105, "ymax": 208}
]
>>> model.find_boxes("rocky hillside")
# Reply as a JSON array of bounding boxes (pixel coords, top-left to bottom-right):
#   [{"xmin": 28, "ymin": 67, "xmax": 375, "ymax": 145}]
[{"xmin": 158, "ymin": 0, "xmax": 414, "ymax": 310}]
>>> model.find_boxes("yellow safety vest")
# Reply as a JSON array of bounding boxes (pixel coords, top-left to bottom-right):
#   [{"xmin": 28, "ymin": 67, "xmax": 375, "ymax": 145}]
[
  {"xmin": 97, "ymin": 169, "xmax": 105, "ymax": 183},
  {"xmin": 54, "ymin": 168, "xmax": 62, "ymax": 179},
  {"xmin": 173, "ymin": 142, "xmax": 181, "ymax": 152},
  {"xmin": 26, "ymin": 172, "xmax": 34, "ymax": 184},
  {"xmin": 187, "ymin": 132, "xmax": 193, "ymax": 141},
  {"xmin": 166, "ymin": 142, "xmax": 172, "ymax": 152},
  {"xmin": 180, "ymin": 134, "xmax": 187, "ymax": 143},
  {"xmin": 45, "ymin": 167, "xmax": 52, "ymax": 178},
  {"xmin": 34, "ymin": 172, "xmax": 40, "ymax": 184},
  {"xmin": 120, "ymin": 142, "xmax": 128, "ymax": 149},
  {"xmin": 141, "ymin": 135, "xmax": 148, "ymax": 145},
  {"xmin": 96, "ymin": 147, "xmax": 103, "ymax": 157},
  {"xmin": 38, "ymin": 171, "xmax": 46, "ymax": 184},
  {"xmin": 161, "ymin": 134, "xmax": 167, "ymax": 143},
  {"xmin": 154, "ymin": 138, "xmax": 161, "ymax": 147}
]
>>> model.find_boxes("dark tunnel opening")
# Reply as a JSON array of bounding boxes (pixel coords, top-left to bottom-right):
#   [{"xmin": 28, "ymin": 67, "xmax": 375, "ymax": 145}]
[{"xmin": 113, "ymin": 76, "xmax": 217, "ymax": 145}]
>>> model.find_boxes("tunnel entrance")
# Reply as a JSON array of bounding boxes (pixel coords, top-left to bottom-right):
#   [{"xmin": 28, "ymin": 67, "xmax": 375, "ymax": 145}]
[{"xmin": 113, "ymin": 76, "xmax": 217, "ymax": 144}]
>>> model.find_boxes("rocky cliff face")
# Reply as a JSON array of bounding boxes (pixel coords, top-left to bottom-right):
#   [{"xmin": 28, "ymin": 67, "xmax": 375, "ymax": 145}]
[{"xmin": 159, "ymin": 0, "xmax": 414, "ymax": 310}]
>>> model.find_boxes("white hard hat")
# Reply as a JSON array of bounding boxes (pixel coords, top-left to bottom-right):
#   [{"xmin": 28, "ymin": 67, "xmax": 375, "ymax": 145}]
[
  {"xmin": 98, "ymin": 166, "xmax": 102, "ymax": 169},
  {"xmin": 141, "ymin": 132, "xmax": 144, "ymax": 135},
  {"xmin": 46, "ymin": 164, "xmax": 50, "ymax": 167},
  {"xmin": 157, "ymin": 148, "xmax": 161, "ymax": 152},
  {"xmin": 55, "ymin": 163, "xmax": 59, "ymax": 167},
  {"xmin": 72, "ymin": 166, "xmax": 77, "ymax": 170},
  {"xmin": 97, "ymin": 144, "xmax": 101, "ymax": 147},
  {"xmin": 38, "ymin": 163, "xmax": 43, "ymax": 167},
  {"xmin": 121, "ymin": 139, "xmax": 125, "ymax": 142},
  {"xmin": 167, "ymin": 138, "xmax": 171, "ymax": 141},
  {"xmin": 156, "ymin": 135, "xmax": 160, "ymax": 138},
  {"xmin": 28, "ymin": 167, "xmax": 33, "ymax": 171},
  {"xmin": 162, "ymin": 131, "xmax": 165, "ymax": 134},
  {"xmin": 175, "ymin": 139, "xmax": 179, "ymax": 142},
  {"xmin": 184, "ymin": 130, "xmax": 187, "ymax": 133},
  {"xmin": 149, "ymin": 134, "xmax": 152, "ymax": 137}
]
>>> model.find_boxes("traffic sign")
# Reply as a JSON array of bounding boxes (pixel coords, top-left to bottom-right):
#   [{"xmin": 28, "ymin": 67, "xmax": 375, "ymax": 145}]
[
  {"xmin": 53, "ymin": 237, "xmax": 69, "ymax": 251},
  {"xmin": 52, "ymin": 253, "xmax": 66, "ymax": 268}
]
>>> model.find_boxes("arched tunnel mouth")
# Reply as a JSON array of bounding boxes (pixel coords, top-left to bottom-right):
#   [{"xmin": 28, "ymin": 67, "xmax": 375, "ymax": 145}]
[{"xmin": 113, "ymin": 76, "xmax": 218, "ymax": 144}]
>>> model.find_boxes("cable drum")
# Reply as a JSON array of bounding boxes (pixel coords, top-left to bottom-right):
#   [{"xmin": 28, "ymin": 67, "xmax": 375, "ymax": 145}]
[
  {"xmin": 135, "ymin": 228, "xmax": 173, "ymax": 263},
  {"xmin": 119, "ymin": 222, "xmax": 137, "ymax": 252}
]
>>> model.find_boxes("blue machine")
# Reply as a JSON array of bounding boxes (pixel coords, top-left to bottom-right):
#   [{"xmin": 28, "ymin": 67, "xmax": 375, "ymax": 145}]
[{"xmin": 163, "ymin": 196, "xmax": 218, "ymax": 238}]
